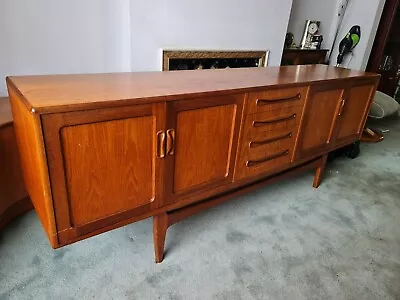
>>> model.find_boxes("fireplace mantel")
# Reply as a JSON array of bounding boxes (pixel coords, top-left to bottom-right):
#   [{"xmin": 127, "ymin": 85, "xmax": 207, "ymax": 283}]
[{"xmin": 162, "ymin": 49, "xmax": 269, "ymax": 71}]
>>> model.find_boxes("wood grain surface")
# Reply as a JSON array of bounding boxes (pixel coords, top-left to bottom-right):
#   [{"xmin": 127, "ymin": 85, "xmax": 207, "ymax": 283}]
[
  {"xmin": 0, "ymin": 97, "xmax": 32, "ymax": 231},
  {"xmin": 41, "ymin": 103, "xmax": 166, "ymax": 241},
  {"xmin": 61, "ymin": 116, "xmax": 155, "ymax": 226},
  {"xmin": 335, "ymin": 80, "xmax": 377, "ymax": 144},
  {"xmin": 7, "ymin": 85, "xmax": 57, "ymax": 246},
  {"xmin": 0, "ymin": 97, "xmax": 13, "ymax": 126},
  {"xmin": 6, "ymin": 65, "xmax": 380, "ymax": 261},
  {"xmin": 295, "ymin": 82, "xmax": 346, "ymax": 159},
  {"xmin": 7, "ymin": 65, "xmax": 378, "ymax": 113},
  {"xmin": 0, "ymin": 122, "xmax": 32, "ymax": 231},
  {"xmin": 245, "ymin": 86, "xmax": 307, "ymax": 114},
  {"xmin": 164, "ymin": 95, "xmax": 244, "ymax": 204},
  {"xmin": 235, "ymin": 101, "xmax": 302, "ymax": 181},
  {"xmin": 173, "ymin": 105, "xmax": 236, "ymax": 192},
  {"xmin": 0, "ymin": 125, "xmax": 28, "ymax": 212}
]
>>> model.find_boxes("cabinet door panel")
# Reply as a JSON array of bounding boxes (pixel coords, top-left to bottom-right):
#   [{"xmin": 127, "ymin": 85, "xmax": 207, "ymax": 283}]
[
  {"xmin": 295, "ymin": 83, "xmax": 345, "ymax": 159},
  {"xmin": 334, "ymin": 81, "xmax": 376, "ymax": 145},
  {"xmin": 174, "ymin": 105, "xmax": 235, "ymax": 192},
  {"xmin": 61, "ymin": 116, "xmax": 154, "ymax": 226},
  {"xmin": 166, "ymin": 95, "xmax": 244, "ymax": 203},
  {"xmin": 42, "ymin": 104, "xmax": 165, "ymax": 240}
]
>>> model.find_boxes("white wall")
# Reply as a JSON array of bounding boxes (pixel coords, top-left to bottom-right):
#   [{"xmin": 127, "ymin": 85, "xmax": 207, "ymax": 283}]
[
  {"xmin": 0, "ymin": 0, "xmax": 294, "ymax": 96},
  {"xmin": 328, "ymin": 0, "xmax": 386, "ymax": 70},
  {"xmin": 130, "ymin": 0, "xmax": 293, "ymax": 71},
  {"xmin": 0, "ymin": 0, "xmax": 386, "ymax": 97},
  {"xmin": 287, "ymin": 0, "xmax": 386, "ymax": 70},
  {"xmin": 287, "ymin": 0, "xmax": 337, "ymax": 49},
  {"xmin": 0, "ymin": 0, "xmax": 131, "ymax": 96}
]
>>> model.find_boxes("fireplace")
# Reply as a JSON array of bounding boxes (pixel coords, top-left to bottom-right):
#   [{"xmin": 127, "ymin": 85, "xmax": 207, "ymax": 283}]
[{"xmin": 162, "ymin": 50, "xmax": 269, "ymax": 71}]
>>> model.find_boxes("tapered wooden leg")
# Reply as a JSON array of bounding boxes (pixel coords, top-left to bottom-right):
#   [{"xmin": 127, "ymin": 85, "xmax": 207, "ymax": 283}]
[
  {"xmin": 153, "ymin": 213, "xmax": 168, "ymax": 263},
  {"xmin": 313, "ymin": 154, "xmax": 328, "ymax": 188}
]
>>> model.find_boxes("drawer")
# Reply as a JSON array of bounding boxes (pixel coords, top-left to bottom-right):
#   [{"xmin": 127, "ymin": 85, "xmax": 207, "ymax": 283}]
[
  {"xmin": 235, "ymin": 125, "xmax": 296, "ymax": 181},
  {"xmin": 246, "ymin": 86, "xmax": 308, "ymax": 114},
  {"xmin": 246, "ymin": 106, "xmax": 302, "ymax": 134},
  {"xmin": 235, "ymin": 146, "xmax": 292, "ymax": 181},
  {"xmin": 246, "ymin": 148, "xmax": 291, "ymax": 169},
  {"xmin": 248, "ymin": 136, "xmax": 294, "ymax": 161},
  {"xmin": 250, "ymin": 125, "xmax": 296, "ymax": 143}
]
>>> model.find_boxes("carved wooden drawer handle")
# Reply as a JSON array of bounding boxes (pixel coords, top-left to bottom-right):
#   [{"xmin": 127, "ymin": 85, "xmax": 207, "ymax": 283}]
[
  {"xmin": 249, "ymin": 132, "xmax": 292, "ymax": 148},
  {"xmin": 337, "ymin": 99, "xmax": 346, "ymax": 116},
  {"xmin": 253, "ymin": 114, "xmax": 296, "ymax": 127},
  {"xmin": 157, "ymin": 131, "xmax": 166, "ymax": 158},
  {"xmin": 246, "ymin": 150, "xmax": 289, "ymax": 167},
  {"xmin": 256, "ymin": 93, "xmax": 301, "ymax": 105},
  {"xmin": 166, "ymin": 129, "xmax": 175, "ymax": 155}
]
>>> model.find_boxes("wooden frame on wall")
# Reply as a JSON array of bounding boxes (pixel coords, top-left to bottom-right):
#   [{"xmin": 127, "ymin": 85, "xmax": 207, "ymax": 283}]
[{"xmin": 162, "ymin": 50, "xmax": 269, "ymax": 71}]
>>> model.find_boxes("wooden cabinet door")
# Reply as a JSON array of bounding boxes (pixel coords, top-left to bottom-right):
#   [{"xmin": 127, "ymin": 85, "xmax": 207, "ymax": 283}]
[
  {"xmin": 295, "ymin": 82, "xmax": 346, "ymax": 159},
  {"xmin": 333, "ymin": 80, "xmax": 377, "ymax": 146},
  {"xmin": 42, "ymin": 104, "xmax": 166, "ymax": 241},
  {"xmin": 165, "ymin": 95, "xmax": 244, "ymax": 204}
]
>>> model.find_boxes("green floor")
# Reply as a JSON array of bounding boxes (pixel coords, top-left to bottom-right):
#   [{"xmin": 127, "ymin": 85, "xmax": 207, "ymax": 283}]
[{"xmin": 1, "ymin": 117, "xmax": 400, "ymax": 300}]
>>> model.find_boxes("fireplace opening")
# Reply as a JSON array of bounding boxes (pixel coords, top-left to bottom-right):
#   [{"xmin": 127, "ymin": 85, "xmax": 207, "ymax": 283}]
[{"xmin": 162, "ymin": 50, "xmax": 269, "ymax": 71}]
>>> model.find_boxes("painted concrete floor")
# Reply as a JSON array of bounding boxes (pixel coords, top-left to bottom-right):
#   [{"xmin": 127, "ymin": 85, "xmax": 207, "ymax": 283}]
[{"xmin": 1, "ymin": 117, "xmax": 400, "ymax": 300}]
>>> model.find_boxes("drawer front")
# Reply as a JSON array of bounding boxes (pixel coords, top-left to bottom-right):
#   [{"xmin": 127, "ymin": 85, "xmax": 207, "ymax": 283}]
[
  {"xmin": 235, "ymin": 144, "xmax": 292, "ymax": 181},
  {"xmin": 248, "ymin": 136, "xmax": 294, "ymax": 162},
  {"xmin": 250, "ymin": 124, "xmax": 296, "ymax": 143},
  {"xmin": 235, "ymin": 103, "xmax": 304, "ymax": 181},
  {"xmin": 246, "ymin": 86, "xmax": 308, "ymax": 114},
  {"xmin": 246, "ymin": 105, "xmax": 302, "ymax": 134},
  {"xmin": 249, "ymin": 128, "xmax": 294, "ymax": 154},
  {"xmin": 235, "ymin": 127, "xmax": 299, "ymax": 181}
]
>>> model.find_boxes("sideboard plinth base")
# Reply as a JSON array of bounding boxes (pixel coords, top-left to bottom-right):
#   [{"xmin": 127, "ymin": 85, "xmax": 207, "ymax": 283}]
[{"xmin": 153, "ymin": 156, "xmax": 325, "ymax": 263}]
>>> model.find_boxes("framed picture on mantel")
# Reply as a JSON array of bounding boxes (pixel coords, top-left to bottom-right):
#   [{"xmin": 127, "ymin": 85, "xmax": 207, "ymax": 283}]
[{"xmin": 162, "ymin": 50, "xmax": 269, "ymax": 71}]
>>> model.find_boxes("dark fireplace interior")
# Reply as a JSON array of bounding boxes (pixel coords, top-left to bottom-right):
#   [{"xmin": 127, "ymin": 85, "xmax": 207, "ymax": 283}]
[{"xmin": 168, "ymin": 57, "xmax": 260, "ymax": 70}]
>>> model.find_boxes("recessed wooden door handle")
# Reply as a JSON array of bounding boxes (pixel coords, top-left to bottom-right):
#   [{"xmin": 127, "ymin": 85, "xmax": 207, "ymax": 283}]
[
  {"xmin": 157, "ymin": 131, "xmax": 166, "ymax": 158},
  {"xmin": 246, "ymin": 150, "xmax": 289, "ymax": 167},
  {"xmin": 253, "ymin": 114, "xmax": 296, "ymax": 127},
  {"xmin": 257, "ymin": 93, "xmax": 301, "ymax": 105},
  {"xmin": 338, "ymin": 99, "xmax": 346, "ymax": 116},
  {"xmin": 166, "ymin": 129, "xmax": 175, "ymax": 156}
]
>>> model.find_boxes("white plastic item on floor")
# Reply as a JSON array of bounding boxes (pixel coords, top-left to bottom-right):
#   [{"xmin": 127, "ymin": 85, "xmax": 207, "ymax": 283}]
[{"xmin": 369, "ymin": 91, "xmax": 400, "ymax": 119}]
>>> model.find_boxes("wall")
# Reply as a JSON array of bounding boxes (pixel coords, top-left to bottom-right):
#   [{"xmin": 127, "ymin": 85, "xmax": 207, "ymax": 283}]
[
  {"xmin": 0, "ymin": 0, "xmax": 387, "ymax": 96},
  {"xmin": 0, "ymin": 0, "xmax": 131, "ymax": 96},
  {"xmin": 328, "ymin": 0, "xmax": 386, "ymax": 70},
  {"xmin": 287, "ymin": 0, "xmax": 386, "ymax": 70},
  {"xmin": 0, "ymin": 0, "xmax": 294, "ymax": 96},
  {"xmin": 129, "ymin": 0, "xmax": 294, "ymax": 71},
  {"xmin": 287, "ymin": 0, "xmax": 337, "ymax": 49}
]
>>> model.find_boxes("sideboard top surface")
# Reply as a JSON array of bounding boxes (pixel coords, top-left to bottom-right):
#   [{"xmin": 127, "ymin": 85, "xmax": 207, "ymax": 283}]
[{"xmin": 7, "ymin": 65, "xmax": 378, "ymax": 113}]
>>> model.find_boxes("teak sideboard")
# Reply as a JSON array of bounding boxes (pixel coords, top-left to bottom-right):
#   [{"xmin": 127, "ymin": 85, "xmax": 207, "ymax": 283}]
[{"xmin": 7, "ymin": 65, "xmax": 379, "ymax": 263}]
